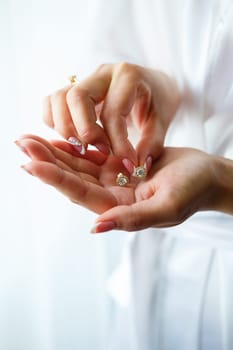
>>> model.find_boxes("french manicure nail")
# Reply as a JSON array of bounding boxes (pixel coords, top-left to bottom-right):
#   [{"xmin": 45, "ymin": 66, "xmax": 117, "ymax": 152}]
[
  {"xmin": 21, "ymin": 164, "xmax": 33, "ymax": 175},
  {"xmin": 14, "ymin": 140, "xmax": 30, "ymax": 157},
  {"xmin": 68, "ymin": 136, "xmax": 82, "ymax": 146},
  {"xmin": 94, "ymin": 142, "xmax": 111, "ymax": 155},
  {"xmin": 122, "ymin": 158, "xmax": 135, "ymax": 174},
  {"xmin": 90, "ymin": 221, "xmax": 116, "ymax": 234},
  {"xmin": 68, "ymin": 136, "xmax": 86, "ymax": 155}
]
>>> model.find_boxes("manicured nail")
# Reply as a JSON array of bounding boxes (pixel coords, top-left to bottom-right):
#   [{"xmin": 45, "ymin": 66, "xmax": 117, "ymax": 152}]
[
  {"xmin": 90, "ymin": 221, "xmax": 116, "ymax": 234},
  {"xmin": 144, "ymin": 155, "xmax": 153, "ymax": 173},
  {"xmin": 122, "ymin": 158, "xmax": 135, "ymax": 174},
  {"xmin": 94, "ymin": 142, "xmax": 111, "ymax": 155},
  {"xmin": 14, "ymin": 140, "xmax": 30, "ymax": 157},
  {"xmin": 21, "ymin": 164, "xmax": 33, "ymax": 175},
  {"xmin": 68, "ymin": 136, "xmax": 86, "ymax": 155}
]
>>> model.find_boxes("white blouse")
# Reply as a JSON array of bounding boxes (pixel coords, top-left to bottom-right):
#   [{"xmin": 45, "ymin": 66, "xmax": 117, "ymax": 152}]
[{"xmin": 87, "ymin": 0, "xmax": 233, "ymax": 349}]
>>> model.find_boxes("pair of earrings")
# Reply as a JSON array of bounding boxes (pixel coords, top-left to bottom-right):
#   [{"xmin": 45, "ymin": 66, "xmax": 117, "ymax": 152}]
[
  {"xmin": 116, "ymin": 166, "xmax": 147, "ymax": 186},
  {"xmin": 68, "ymin": 76, "xmax": 148, "ymax": 187}
]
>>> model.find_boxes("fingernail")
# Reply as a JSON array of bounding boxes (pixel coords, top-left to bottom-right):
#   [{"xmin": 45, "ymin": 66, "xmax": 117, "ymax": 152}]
[
  {"xmin": 14, "ymin": 140, "xmax": 30, "ymax": 157},
  {"xmin": 90, "ymin": 221, "xmax": 116, "ymax": 234},
  {"xmin": 94, "ymin": 142, "xmax": 111, "ymax": 155},
  {"xmin": 122, "ymin": 158, "xmax": 135, "ymax": 174},
  {"xmin": 144, "ymin": 155, "xmax": 153, "ymax": 173},
  {"xmin": 68, "ymin": 136, "xmax": 86, "ymax": 155},
  {"xmin": 21, "ymin": 164, "xmax": 33, "ymax": 175}
]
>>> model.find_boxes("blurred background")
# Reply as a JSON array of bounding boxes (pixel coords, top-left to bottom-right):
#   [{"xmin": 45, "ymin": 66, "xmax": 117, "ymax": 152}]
[{"xmin": 0, "ymin": 1, "xmax": 124, "ymax": 349}]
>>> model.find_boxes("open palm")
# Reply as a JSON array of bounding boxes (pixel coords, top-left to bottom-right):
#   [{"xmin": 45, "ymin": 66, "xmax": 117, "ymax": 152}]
[
  {"xmin": 18, "ymin": 134, "xmax": 140, "ymax": 213},
  {"xmin": 18, "ymin": 134, "xmax": 215, "ymax": 231}
]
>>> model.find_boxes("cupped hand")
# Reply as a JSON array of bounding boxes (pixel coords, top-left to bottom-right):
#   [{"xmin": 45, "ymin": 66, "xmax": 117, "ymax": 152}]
[
  {"xmin": 17, "ymin": 134, "xmax": 137, "ymax": 213},
  {"xmin": 43, "ymin": 63, "xmax": 180, "ymax": 170},
  {"xmin": 97, "ymin": 147, "xmax": 217, "ymax": 232},
  {"xmin": 17, "ymin": 135, "xmax": 217, "ymax": 232}
]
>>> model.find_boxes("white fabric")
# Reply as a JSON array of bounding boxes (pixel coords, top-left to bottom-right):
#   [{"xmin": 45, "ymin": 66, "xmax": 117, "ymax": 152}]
[
  {"xmin": 2, "ymin": 0, "xmax": 233, "ymax": 349},
  {"xmin": 87, "ymin": 0, "xmax": 233, "ymax": 349},
  {"xmin": 1, "ymin": 1, "xmax": 111, "ymax": 349}
]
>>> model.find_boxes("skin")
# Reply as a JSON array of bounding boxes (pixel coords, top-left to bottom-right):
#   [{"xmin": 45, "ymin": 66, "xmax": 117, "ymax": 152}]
[
  {"xmin": 43, "ymin": 63, "xmax": 180, "ymax": 167},
  {"xmin": 17, "ymin": 134, "xmax": 233, "ymax": 233},
  {"xmin": 17, "ymin": 63, "xmax": 233, "ymax": 232}
]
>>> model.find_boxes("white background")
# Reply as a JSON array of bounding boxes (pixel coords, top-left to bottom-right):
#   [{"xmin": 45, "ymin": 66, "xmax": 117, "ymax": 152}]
[{"xmin": 0, "ymin": 1, "xmax": 123, "ymax": 349}]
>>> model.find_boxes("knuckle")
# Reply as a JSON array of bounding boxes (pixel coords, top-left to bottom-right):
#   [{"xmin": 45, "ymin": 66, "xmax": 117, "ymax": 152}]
[
  {"xmin": 66, "ymin": 86, "xmax": 89, "ymax": 105},
  {"xmin": 116, "ymin": 62, "xmax": 141, "ymax": 80},
  {"xmin": 79, "ymin": 124, "xmax": 99, "ymax": 143},
  {"xmin": 117, "ymin": 61, "xmax": 132, "ymax": 73}
]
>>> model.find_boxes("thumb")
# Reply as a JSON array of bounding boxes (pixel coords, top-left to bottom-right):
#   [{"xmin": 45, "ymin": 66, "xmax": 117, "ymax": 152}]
[{"xmin": 91, "ymin": 199, "xmax": 168, "ymax": 233}]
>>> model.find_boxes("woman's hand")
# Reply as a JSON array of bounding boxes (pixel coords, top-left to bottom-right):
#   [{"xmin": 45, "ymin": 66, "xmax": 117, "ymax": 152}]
[
  {"xmin": 16, "ymin": 134, "xmax": 232, "ymax": 233},
  {"xmin": 43, "ymin": 63, "xmax": 180, "ymax": 171}
]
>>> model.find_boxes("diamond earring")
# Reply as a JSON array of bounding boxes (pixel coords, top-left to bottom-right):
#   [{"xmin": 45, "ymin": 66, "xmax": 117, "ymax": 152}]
[
  {"xmin": 132, "ymin": 166, "xmax": 147, "ymax": 179},
  {"xmin": 116, "ymin": 173, "xmax": 129, "ymax": 186}
]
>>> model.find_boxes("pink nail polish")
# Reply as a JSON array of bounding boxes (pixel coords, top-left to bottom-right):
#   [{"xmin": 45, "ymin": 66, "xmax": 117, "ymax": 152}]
[
  {"xmin": 15, "ymin": 140, "xmax": 30, "ymax": 157},
  {"xmin": 122, "ymin": 158, "xmax": 135, "ymax": 174},
  {"xmin": 90, "ymin": 221, "xmax": 116, "ymax": 234},
  {"xmin": 94, "ymin": 142, "xmax": 111, "ymax": 155},
  {"xmin": 144, "ymin": 156, "xmax": 153, "ymax": 173},
  {"xmin": 21, "ymin": 164, "xmax": 33, "ymax": 175}
]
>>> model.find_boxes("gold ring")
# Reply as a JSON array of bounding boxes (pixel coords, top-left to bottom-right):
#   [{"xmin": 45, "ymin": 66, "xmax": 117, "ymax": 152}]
[{"xmin": 69, "ymin": 75, "xmax": 79, "ymax": 84}]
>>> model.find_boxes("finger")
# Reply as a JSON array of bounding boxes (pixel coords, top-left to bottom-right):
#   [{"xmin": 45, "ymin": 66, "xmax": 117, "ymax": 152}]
[
  {"xmin": 53, "ymin": 158, "xmax": 100, "ymax": 185},
  {"xmin": 93, "ymin": 195, "xmax": 177, "ymax": 232},
  {"xmin": 136, "ymin": 115, "xmax": 164, "ymax": 168},
  {"xmin": 100, "ymin": 64, "xmax": 138, "ymax": 163},
  {"xmin": 50, "ymin": 86, "xmax": 79, "ymax": 140},
  {"xmin": 19, "ymin": 134, "xmax": 104, "ymax": 163},
  {"xmin": 22, "ymin": 161, "xmax": 117, "ymax": 213},
  {"xmin": 43, "ymin": 95, "xmax": 54, "ymax": 128},
  {"xmin": 18, "ymin": 136, "xmax": 100, "ymax": 182},
  {"xmin": 66, "ymin": 66, "xmax": 113, "ymax": 154},
  {"xmin": 17, "ymin": 137, "xmax": 101, "ymax": 178},
  {"xmin": 19, "ymin": 134, "xmax": 107, "ymax": 165},
  {"xmin": 16, "ymin": 137, "xmax": 56, "ymax": 163},
  {"xmin": 51, "ymin": 140, "xmax": 107, "ymax": 165},
  {"xmin": 136, "ymin": 72, "xmax": 180, "ymax": 166}
]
